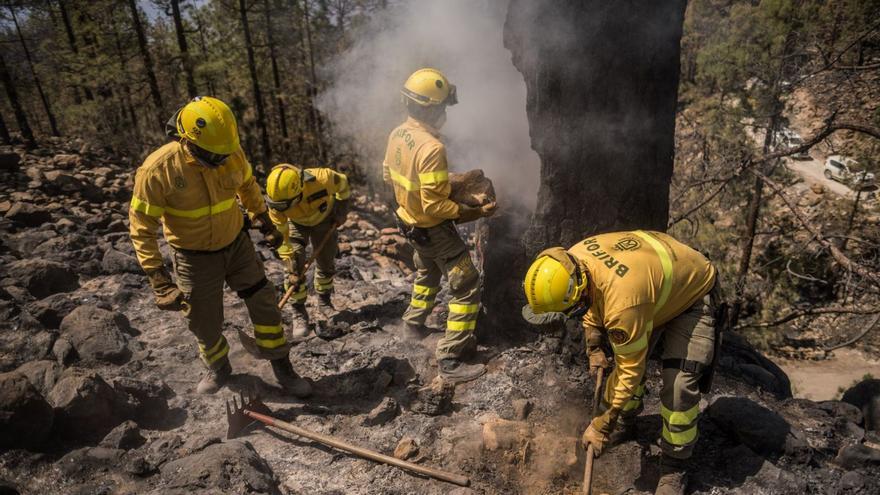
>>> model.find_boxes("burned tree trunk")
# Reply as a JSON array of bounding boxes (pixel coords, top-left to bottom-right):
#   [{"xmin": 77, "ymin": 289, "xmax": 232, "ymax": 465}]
[
  {"xmin": 505, "ymin": 0, "xmax": 687, "ymax": 251},
  {"xmin": 480, "ymin": 1, "xmax": 687, "ymax": 332},
  {"xmin": 127, "ymin": 0, "xmax": 164, "ymax": 121},
  {"xmin": 0, "ymin": 52, "xmax": 35, "ymax": 147},
  {"xmin": 10, "ymin": 6, "xmax": 60, "ymax": 137},
  {"xmin": 171, "ymin": 0, "xmax": 198, "ymax": 98},
  {"xmin": 239, "ymin": 0, "xmax": 271, "ymax": 168}
]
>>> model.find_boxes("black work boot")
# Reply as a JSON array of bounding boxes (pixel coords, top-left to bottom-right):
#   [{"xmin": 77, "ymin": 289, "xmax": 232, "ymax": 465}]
[
  {"xmin": 609, "ymin": 416, "xmax": 639, "ymax": 446},
  {"xmin": 196, "ymin": 360, "xmax": 232, "ymax": 395},
  {"xmin": 270, "ymin": 358, "xmax": 312, "ymax": 398},
  {"xmin": 655, "ymin": 455, "xmax": 689, "ymax": 495},
  {"xmin": 290, "ymin": 303, "xmax": 311, "ymax": 339},
  {"xmin": 438, "ymin": 358, "xmax": 486, "ymax": 384},
  {"xmin": 317, "ymin": 292, "xmax": 335, "ymax": 316}
]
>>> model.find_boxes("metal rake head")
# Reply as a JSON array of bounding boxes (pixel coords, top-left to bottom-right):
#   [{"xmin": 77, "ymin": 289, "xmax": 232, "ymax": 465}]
[{"xmin": 225, "ymin": 390, "xmax": 273, "ymax": 440}]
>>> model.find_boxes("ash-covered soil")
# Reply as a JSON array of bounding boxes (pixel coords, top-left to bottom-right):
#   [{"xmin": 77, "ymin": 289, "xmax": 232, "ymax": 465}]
[{"xmin": 1, "ymin": 140, "xmax": 879, "ymax": 494}]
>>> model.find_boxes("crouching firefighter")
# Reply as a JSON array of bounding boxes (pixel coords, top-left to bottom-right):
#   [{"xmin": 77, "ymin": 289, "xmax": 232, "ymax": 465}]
[
  {"xmin": 265, "ymin": 163, "xmax": 351, "ymax": 337},
  {"xmin": 523, "ymin": 231, "xmax": 724, "ymax": 495},
  {"xmin": 383, "ymin": 68, "xmax": 497, "ymax": 384},
  {"xmin": 128, "ymin": 96, "xmax": 311, "ymax": 397}
]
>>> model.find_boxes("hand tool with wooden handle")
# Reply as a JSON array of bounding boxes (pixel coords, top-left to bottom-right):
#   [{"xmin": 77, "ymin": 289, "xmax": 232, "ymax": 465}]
[
  {"xmin": 277, "ymin": 222, "xmax": 337, "ymax": 309},
  {"xmin": 583, "ymin": 366, "xmax": 605, "ymax": 495}
]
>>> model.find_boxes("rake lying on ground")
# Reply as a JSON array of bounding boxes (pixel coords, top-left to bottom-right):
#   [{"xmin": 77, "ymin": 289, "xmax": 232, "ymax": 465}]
[{"xmin": 226, "ymin": 392, "xmax": 470, "ymax": 487}]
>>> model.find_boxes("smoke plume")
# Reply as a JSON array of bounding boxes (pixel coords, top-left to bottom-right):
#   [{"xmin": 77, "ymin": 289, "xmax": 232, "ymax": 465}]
[{"xmin": 317, "ymin": 0, "xmax": 539, "ymax": 209}]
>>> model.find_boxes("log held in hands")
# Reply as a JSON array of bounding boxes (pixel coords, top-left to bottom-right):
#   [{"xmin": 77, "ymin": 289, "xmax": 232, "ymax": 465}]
[
  {"xmin": 277, "ymin": 222, "xmax": 338, "ymax": 309},
  {"xmin": 244, "ymin": 408, "xmax": 471, "ymax": 487}
]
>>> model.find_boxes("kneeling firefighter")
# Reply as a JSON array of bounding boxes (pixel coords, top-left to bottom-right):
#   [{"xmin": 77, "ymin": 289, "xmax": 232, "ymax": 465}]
[
  {"xmin": 383, "ymin": 68, "xmax": 497, "ymax": 383},
  {"xmin": 265, "ymin": 164, "xmax": 351, "ymax": 337},
  {"xmin": 523, "ymin": 231, "xmax": 724, "ymax": 495},
  {"xmin": 128, "ymin": 96, "xmax": 311, "ymax": 397}
]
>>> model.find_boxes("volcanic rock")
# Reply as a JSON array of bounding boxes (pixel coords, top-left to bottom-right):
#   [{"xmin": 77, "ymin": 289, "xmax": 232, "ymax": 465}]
[
  {"xmin": 101, "ymin": 248, "xmax": 141, "ymax": 275},
  {"xmin": 25, "ymin": 292, "xmax": 80, "ymax": 329},
  {"xmin": 100, "ymin": 420, "xmax": 145, "ymax": 450},
  {"xmin": 708, "ymin": 396, "xmax": 812, "ymax": 461},
  {"xmin": 4, "ymin": 202, "xmax": 51, "ymax": 227},
  {"xmin": 60, "ymin": 305, "xmax": 131, "ymax": 364},
  {"xmin": 47, "ymin": 369, "xmax": 129, "ymax": 443},
  {"xmin": 362, "ymin": 396, "xmax": 399, "ymax": 426},
  {"xmin": 6, "ymin": 259, "xmax": 79, "ymax": 298},
  {"xmin": 13, "ymin": 360, "xmax": 62, "ymax": 396},
  {"xmin": 160, "ymin": 440, "xmax": 281, "ymax": 495},
  {"xmin": 482, "ymin": 418, "xmax": 530, "ymax": 451},
  {"xmin": 0, "ymin": 310, "xmax": 54, "ymax": 372},
  {"xmin": 450, "ymin": 169, "xmax": 496, "ymax": 207},
  {"xmin": 393, "ymin": 437, "xmax": 419, "ymax": 460},
  {"xmin": 0, "ymin": 371, "xmax": 54, "ymax": 450},
  {"xmin": 409, "ymin": 377, "xmax": 455, "ymax": 416},
  {"xmin": 512, "ymin": 398, "xmax": 534, "ymax": 420},
  {"xmin": 52, "ymin": 153, "xmax": 80, "ymax": 169},
  {"xmin": 842, "ymin": 378, "xmax": 880, "ymax": 431},
  {"xmin": 835, "ymin": 444, "xmax": 880, "ymax": 469},
  {"xmin": 0, "ymin": 152, "xmax": 20, "ymax": 173},
  {"xmin": 112, "ymin": 377, "xmax": 176, "ymax": 429}
]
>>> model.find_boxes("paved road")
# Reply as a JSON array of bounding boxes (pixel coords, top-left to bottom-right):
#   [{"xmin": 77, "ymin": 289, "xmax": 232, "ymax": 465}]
[{"xmin": 785, "ymin": 157, "xmax": 853, "ymax": 197}]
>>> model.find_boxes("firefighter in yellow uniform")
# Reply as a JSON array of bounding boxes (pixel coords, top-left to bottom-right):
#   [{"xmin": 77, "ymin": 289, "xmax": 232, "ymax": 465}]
[
  {"xmin": 383, "ymin": 68, "xmax": 497, "ymax": 383},
  {"xmin": 265, "ymin": 164, "xmax": 351, "ymax": 337},
  {"xmin": 129, "ymin": 96, "xmax": 311, "ymax": 397},
  {"xmin": 523, "ymin": 231, "xmax": 719, "ymax": 495}
]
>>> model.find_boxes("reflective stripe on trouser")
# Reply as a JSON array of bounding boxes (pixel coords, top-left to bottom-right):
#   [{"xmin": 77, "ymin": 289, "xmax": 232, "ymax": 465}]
[
  {"xmin": 174, "ymin": 231, "xmax": 289, "ymax": 368},
  {"xmin": 658, "ymin": 291, "xmax": 715, "ymax": 459},
  {"xmin": 286, "ymin": 216, "xmax": 338, "ymax": 295},
  {"xmin": 401, "ymin": 222, "xmax": 481, "ymax": 361}
]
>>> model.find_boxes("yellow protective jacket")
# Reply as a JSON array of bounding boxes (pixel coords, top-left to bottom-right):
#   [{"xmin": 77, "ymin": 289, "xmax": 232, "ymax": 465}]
[
  {"xmin": 269, "ymin": 167, "xmax": 351, "ymax": 260},
  {"xmin": 573, "ymin": 231, "xmax": 716, "ymax": 412},
  {"xmin": 382, "ymin": 117, "xmax": 460, "ymax": 228},
  {"xmin": 129, "ymin": 142, "xmax": 266, "ymax": 272}
]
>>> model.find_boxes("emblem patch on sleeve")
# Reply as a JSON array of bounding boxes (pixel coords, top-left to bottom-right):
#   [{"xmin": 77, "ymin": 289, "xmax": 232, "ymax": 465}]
[{"xmin": 608, "ymin": 329, "xmax": 629, "ymax": 345}]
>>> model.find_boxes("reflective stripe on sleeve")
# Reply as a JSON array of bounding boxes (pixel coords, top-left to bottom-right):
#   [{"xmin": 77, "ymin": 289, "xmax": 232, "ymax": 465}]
[
  {"xmin": 335, "ymin": 189, "xmax": 351, "ymax": 200},
  {"xmin": 165, "ymin": 197, "xmax": 237, "ymax": 219},
  {"xmin": 418, "ymin": 170, "xmax": 448, "ymax": 185},
  {"xmin": 611, "ymin": 322, "xmax": 651, "ymax": 355},
  {"xmin": 130, "ymin": 196, "xmax": 165, "ymax": 217},
  {"xmin": 388, "ymin": 168, "xmax": 420, "ymax": 192}
]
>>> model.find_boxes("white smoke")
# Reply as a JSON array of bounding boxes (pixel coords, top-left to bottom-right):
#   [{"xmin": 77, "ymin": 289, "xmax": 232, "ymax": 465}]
[{"xmin": 317, "ymin": 0, "xmax": 539, "ymax": 209}]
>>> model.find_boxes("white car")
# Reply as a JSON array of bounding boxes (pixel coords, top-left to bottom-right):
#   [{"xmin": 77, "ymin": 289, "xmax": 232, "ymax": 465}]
[
  {"xmin": 824, "ymin": 155, "xmax": 876, "ymax": 189},
  {"xmin": 776, "ymin": 129, "xmax": 811, "ymax": 160}
]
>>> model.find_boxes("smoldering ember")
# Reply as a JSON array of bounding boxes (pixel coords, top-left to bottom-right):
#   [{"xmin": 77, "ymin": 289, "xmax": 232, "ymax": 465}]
[{"xmin": 1, "ymin": 1, "xmax": 879, "ymax": 494}]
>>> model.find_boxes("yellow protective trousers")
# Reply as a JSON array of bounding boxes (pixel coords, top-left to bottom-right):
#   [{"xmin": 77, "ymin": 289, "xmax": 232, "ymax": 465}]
[
  {"xmin": 401, "ymin": 221, "xmax": 481, "ymax": 361},
  {"xmin": 173, "ymin": 231, "xmax": 289, "ymax": 369}
]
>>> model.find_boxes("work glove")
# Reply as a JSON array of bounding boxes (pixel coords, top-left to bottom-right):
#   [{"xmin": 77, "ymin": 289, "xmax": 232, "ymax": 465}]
[
  {"xmin": 146, "ymin": 268, "xmax": 186, "ymax": 311},
  {"xmin": 253, "ymin": 211, "xmax": 283, "ymax": 250},
  {"xmin": 585, "ymin": 325, "xmax": 611, "ymax": 377},
  {"xmin": 456, "ymin": 204, "xmax": 483, "ymax": 224},
  {"xmin": 582, "ymin": 408, "xmax": 619, "ymax": 457},
  {"xmin": 333, "ymin": 199, "xmax": 350, "ymax": 226}
]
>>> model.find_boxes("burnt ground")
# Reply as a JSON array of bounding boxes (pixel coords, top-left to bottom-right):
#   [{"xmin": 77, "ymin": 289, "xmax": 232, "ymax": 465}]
[{"xmin": 1, "ymin": 141, "xmax": 879, "ymax": 494}]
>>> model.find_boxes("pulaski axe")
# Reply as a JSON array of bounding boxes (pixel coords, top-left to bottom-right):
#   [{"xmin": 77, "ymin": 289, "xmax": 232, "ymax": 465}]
[{"xmin": 226, "ymin": 391, "xmax": 471, "ymax": 487}]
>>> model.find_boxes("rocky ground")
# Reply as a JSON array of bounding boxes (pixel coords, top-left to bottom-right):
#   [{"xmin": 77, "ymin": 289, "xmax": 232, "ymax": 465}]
[{"xmin": 1, "ymin": 139, "xmax": 879, "ymax": 494}]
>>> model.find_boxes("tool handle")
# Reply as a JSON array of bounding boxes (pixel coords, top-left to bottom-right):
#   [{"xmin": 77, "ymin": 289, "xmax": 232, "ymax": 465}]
[
  {"xmin": 245, "ymin": 410, "xmax": 470, "ymax": 487},
  {"xmin": 277, "ymin": 223, "xmax": 338, "ymax": 309},
  {"xmin": 583, "ymin": 445, "xmax": 595, "ymax": 495},
  {"xmin": 583, "ymin": 367, "xmax": 605, "ymax": 495}
]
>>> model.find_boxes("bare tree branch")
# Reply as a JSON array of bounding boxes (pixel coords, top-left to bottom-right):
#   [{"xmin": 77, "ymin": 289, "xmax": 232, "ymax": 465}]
[{"xmin": 735, "ymin": 305, "xmax": 880, "ymax": 330}]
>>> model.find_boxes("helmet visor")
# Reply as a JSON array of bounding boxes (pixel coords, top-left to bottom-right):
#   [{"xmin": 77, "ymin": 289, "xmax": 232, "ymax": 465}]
[
  {"xmin": 266, "ymin": 193, "xmax": 302, "ymax": 212},
  {"xmin": 445, "ymin": 84, "xmax": 458, "ymax": 106}
]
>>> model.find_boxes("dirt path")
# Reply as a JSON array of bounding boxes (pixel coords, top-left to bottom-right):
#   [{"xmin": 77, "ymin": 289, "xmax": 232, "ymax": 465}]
[
  {"xmin": 779, "ymin": 348, "xmax": 880, "ymax": 401},
  {"xmin": 784, "ymin": 157, "xmax": 854, "ymax": 197}
]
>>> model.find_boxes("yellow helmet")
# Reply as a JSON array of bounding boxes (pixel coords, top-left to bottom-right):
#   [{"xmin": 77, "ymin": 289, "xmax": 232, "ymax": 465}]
[
  {"xmin": 174, "ymin": 96, "xmax": 240, "ymax": 155},
  {"xmin": 523, "ymin": 247, "xmax": 588, "ymax": 314},
  {"xmin": 265, "ymin": 164, "xmax": 303, "ymax": 211},
  {"xmin": 401, "ymin": 68, "xmax": 458, "ymax": 107}
]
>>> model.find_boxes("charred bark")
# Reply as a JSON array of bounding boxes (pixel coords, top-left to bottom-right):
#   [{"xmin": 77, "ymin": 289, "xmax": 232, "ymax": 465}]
[
  {"xmin": 0, "ymin": 109, "xmax": 10, "ymax": 145},
  {"xmin": 239, "ymin": 0, "xmax": 271, "ymax": 168},
  {"xmin": 264, "ymin": 0, "xmax": 289, "ymax": 140},
  {"xmin": 0, "ymin": 52, "xmax": 35, "ymax": 147},
  {"xmin": 171, "ymin": 0, "xmax": 198, "ymax": 98},
  {"xmin": 505, "ymin": 0, "xmax": 686, "ymax": 252},
  {"xmin": 57, "ymin": 0, "xmax": 93, "ymax": 103},
  {"xmin": 482, "ymin": 1, "xmax": 686, "ymax": 331}
]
